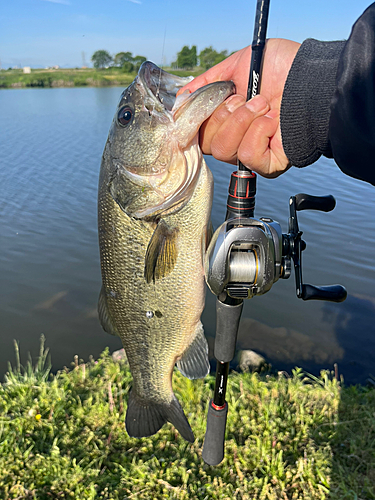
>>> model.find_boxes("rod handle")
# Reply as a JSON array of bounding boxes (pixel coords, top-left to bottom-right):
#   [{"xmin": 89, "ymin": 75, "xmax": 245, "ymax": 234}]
[
  {"xmin": 202, "ymin": 400, "xmax": 228, "ymax": 466},
  {"xmin": 214, "ymin": 298, "xmax": 243, "ymax": 362}
]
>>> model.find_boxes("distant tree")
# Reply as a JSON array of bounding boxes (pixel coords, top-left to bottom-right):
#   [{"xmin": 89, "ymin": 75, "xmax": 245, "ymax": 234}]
[
  {"xmin": 133, "ymin": 55, "xmax": 147, "ymax": 72},
  {"xmin": 114, "ymin": 51, "xmax": 133, "ymax": 67},
  {"xmin": 199, "ymin": 47, "xmax": 228, "ymax": 70},
  {"xmin": 173, "ymin": 45, "xmax": 197, "ymax": 69},
  {"xmin": 122, "ymin": 62, "xmax": 134, "ymax": 73},
  {"xmin": 91, "ymin": 50, "xmax": 113, "ymax": 69}
]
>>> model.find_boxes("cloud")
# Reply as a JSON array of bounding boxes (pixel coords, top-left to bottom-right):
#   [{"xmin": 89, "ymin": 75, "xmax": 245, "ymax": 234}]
[
  {"xmin": 126, "ymin": 0, "xmax": 142, "ymax": 3},
  {"xmin": 41, "ymin": 0, "xmax": 71, "ymax": 5}
]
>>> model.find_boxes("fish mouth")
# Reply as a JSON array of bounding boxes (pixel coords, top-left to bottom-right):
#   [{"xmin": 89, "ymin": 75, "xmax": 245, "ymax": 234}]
[
  {"xmin": 138, "ymin": 61, "xmax": 235, "ymax": 145},
  {"xmin": 138, "ymin": 61, "xmax": 193, "ymax": 112},
  {"xmin": 128, "ymin": 62, "xmax": 235, "ymax": 219}
]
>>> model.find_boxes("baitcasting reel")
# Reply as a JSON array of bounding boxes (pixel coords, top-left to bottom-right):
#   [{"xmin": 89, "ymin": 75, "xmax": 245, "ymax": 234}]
[{"xmin": 205, "ymin": 192, "xmax": 347, "ymax": 303}]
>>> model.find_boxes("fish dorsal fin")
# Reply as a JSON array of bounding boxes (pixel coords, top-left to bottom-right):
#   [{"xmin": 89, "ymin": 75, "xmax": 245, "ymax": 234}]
[
  {"xmin": 144, "ymin": 220, "xmax": 179, "ymax": 283},
  {"xmin": 98, "ymin": 286, "xmax": 119, "ymax": 337},
  {"xmin": 176, "ymin": 322, "xmax": 210, "ymax": 379}
]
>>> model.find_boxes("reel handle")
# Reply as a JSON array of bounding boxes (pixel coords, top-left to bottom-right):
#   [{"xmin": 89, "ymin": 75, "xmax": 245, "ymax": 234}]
[
  {"xmin": 295, "ymin": 193, "xmax": 336, "ymax": 212},
  {"xmin": 301, "ymin": 283, "xmax": 347, "ymax": 302},
  {"xmin": 288, "ymin": 194, "xmax": 347, "ymax": 303}
]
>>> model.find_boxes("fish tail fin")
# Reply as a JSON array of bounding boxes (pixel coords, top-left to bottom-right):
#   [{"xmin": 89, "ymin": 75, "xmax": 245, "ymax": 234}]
[{"xmin": 126, "ymin": 390, "xmax": 194, "ymax": 443}]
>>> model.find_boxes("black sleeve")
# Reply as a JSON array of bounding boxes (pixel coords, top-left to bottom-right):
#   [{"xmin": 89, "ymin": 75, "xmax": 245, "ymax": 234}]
[{"xmin": 280, "ymin": 3, "xmax": 375, "ymax": 186}]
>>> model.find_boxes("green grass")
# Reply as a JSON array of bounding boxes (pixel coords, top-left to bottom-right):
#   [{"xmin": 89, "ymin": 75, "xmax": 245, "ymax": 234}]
[
  {"xmin": 0, "ymin": 336, "xmax": 374, "ymax": 499},
  {"xmin": 0, "ymin": 67, "xmax": 205, "ymax": 89}
]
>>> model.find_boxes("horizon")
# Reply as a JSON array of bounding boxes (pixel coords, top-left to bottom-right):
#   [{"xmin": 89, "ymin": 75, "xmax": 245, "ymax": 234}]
[{"xmin": 1, "ymin": 0, "xmax": 372, "ymax": 69}]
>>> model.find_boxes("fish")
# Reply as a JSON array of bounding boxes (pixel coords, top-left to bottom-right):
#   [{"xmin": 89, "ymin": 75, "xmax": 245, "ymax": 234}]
[{"xmin": 98, "ymin": 61, "xmax": 235, "ymax": 442}]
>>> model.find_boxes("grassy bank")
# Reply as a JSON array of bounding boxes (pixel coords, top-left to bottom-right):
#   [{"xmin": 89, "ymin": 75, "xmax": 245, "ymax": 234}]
[
  {"xmin": 0, "ymin": 337, "xmax": 374, "ymax": 499},
  {"xmin": 0, "ymin": 67, "xmax": 204, "ymax": 89}
]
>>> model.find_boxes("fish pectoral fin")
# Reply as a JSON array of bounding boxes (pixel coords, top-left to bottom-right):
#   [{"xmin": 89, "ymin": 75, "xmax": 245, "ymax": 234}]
[
  {"xmin": 144, "ymin": 220, "xmax": 179, "ymax": 283},
  {"xmin": 126, "ymin": 390, "xmax": 194, "ymax": 443},
  {"xmin": 98, "ymin": 286, "xmax": 119, "ymax": 337},
  {"xmin": 176, "ymin": 322, "xmax": 210, "ymax": 380}
]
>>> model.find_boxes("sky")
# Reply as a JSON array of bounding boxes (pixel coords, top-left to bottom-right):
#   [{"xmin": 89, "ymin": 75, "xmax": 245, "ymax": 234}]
[{"xmin": 0, "ymin": 0, "xmax": 373, "ymax": 69}]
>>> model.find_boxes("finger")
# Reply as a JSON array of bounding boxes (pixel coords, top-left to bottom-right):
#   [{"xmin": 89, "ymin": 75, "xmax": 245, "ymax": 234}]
[
  {"xmin": 200, "ymin": 95, "xmax": 246, "ymax": 155},
  {"xmin": 177, "ymin": 66, "xmax": 227, "ymax": 97},
  {"xmin": 209, "ymin": 95, "xmax": 270, "ymax": 163},
  {"xmin": 177, "ymin": 47, "xmax": 250, "ymax": 96},
  {"xmin": 177, "ymin": 73, "xmax": 211, "ymax": 96},
  {"xmin": 238, "ymin": 113, "xmax": 289, "ymax": 178}
]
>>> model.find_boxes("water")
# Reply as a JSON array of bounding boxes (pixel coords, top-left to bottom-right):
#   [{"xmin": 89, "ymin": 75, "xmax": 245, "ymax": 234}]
[{"xmin": 0, "ymin": 87, "xmax": 374, "ymax": 384}]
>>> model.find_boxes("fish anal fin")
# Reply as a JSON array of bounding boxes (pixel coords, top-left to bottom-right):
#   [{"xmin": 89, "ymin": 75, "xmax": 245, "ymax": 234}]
[
  {"xmin": 98, "ymin": 286, "xmax": 119, "ymax": 337},
  {"xmin": 176, "ymin": 322, "xmax": 210, "ymax": 380},
  {"xmin": 126, "ymin": 390, "xmax": 194, "ymax": 443},
  {"xmin": 144, "ymin": 220, "xmax": 179, "ymax": 283}
]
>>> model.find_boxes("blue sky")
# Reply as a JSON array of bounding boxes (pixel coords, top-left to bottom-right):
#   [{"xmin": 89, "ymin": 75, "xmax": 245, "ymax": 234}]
[{"xmin": 1, "ymin": 0, "xmax": 372, "ymax": 68}]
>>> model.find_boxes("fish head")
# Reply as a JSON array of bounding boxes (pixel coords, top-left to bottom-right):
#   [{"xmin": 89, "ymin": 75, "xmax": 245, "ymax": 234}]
[{"xmin": 106, "ymin": 61, "xmax": 235, "ymax": 219}]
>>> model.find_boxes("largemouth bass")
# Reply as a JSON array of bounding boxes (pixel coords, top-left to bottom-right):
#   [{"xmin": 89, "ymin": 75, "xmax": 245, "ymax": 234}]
[{"xmin": 98, "ymin": 61, "xmax": 235, "ymax": 442}]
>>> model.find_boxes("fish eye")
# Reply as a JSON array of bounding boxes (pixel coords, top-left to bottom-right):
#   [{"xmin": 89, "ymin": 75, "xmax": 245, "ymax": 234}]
[{"xmin": 117, "ymin": 106, "xmax": 133, "ymax": 126}]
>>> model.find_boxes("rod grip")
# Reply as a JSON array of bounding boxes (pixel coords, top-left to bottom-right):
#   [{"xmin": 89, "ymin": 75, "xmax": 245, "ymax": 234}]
[
  {"xmin": 214, "ymin": 299, "xmax": 243, "ymax": 362},
  {"xmin": 202, "ymin": 400, "xmax": 228, "ymax": 466}
]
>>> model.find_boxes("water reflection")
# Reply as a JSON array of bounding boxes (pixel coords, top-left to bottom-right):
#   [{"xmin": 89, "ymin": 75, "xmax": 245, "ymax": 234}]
[
  {"xmin": 322, "ymin": 294, "xmax": 375, "ymax": 383},
  {"xmin": 0, "ymin": 87, "xmax": 374, "ymax": 384}
]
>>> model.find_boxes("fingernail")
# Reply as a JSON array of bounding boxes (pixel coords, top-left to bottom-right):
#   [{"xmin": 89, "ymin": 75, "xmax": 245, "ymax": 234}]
[
  {"xmin": 176, "ymin": 88, "xmax": 191, "ymax": 97},
  {"xmin": 245, "ymin": 95, "xmax": 268, "ymax": 113},
  {"xmin": 225, "ymin": 95, "xmax": 244, "ymax": 113}
]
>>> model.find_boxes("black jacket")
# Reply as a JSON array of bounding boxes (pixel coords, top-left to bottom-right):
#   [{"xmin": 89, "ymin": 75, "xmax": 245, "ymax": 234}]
[{"xmin": 280, "ymin": 3, "xmax": 375, "ymax": 185}]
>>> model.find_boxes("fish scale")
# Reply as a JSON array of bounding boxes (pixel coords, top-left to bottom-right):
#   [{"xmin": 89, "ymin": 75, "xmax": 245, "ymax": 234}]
[{"xmin": 99, "ymin": 161, "xmax": 211, "ymax": 400}]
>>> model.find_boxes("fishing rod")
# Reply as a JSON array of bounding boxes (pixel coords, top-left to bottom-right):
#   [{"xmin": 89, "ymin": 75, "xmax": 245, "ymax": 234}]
[
  {"xmin": 202, "ymin": 0, "xmax": 347, "ymax": 466},
  {"xmin": 202, "ymin": 0, "xmax": 271, "ymax": 466}
]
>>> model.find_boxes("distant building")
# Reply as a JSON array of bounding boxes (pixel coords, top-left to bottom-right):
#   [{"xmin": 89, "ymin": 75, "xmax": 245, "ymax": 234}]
[{"xmin": 23, "ymin": 66, "xmax": 31, "ymax": 74}]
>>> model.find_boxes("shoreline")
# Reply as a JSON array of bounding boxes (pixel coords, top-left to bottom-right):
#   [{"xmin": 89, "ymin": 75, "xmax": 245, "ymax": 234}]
[
  {"xmin": 0, "ymin": 67, "xmax": 204, "ymax": 89},
  {"xmin": 0, "ymin": 336, "xmax": 374, "ymax": 498}
]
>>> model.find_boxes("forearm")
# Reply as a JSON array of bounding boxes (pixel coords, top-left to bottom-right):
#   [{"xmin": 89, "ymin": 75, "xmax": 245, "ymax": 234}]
[
  {"xmin": 329, "ymin": 3, "xmax": 375, "ymax": 185},
  {"xmin": 280, "ymin": 39, "xmax": 344, "ymax": 167},
  {"xmin": 280, "ymin": 3, "xmax": 375, "ymax": 186}
]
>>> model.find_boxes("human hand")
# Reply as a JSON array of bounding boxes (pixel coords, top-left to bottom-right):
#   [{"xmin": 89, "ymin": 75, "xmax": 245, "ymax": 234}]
[{"xmin": 178, "ymin": 39, "xmax": 300, "ymax": 178}]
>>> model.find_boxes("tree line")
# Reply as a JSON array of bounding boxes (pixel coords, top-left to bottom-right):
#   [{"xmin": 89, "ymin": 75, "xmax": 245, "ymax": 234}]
[
  {"xmin": 172, "ymin": 45, "xmax": 230, "ymax": 70},
  {"xmin": 91, "ymin": 46, "xmax": 230, "ymax": 72},
  {"xmin": 91, "ymin": 51, "xmax": 147, "ymax": 71}
]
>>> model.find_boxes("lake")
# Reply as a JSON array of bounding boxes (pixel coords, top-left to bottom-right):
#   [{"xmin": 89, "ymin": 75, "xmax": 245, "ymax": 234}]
[{"xmin": 1, "ymin": 87, "xmax": 374, "ymax": 384}]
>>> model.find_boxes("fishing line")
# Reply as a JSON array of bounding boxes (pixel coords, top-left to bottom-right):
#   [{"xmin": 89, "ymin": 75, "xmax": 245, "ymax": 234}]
[{"xmin": 155, "ymin": 26, "xmax": 167, "ymax": 102}]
